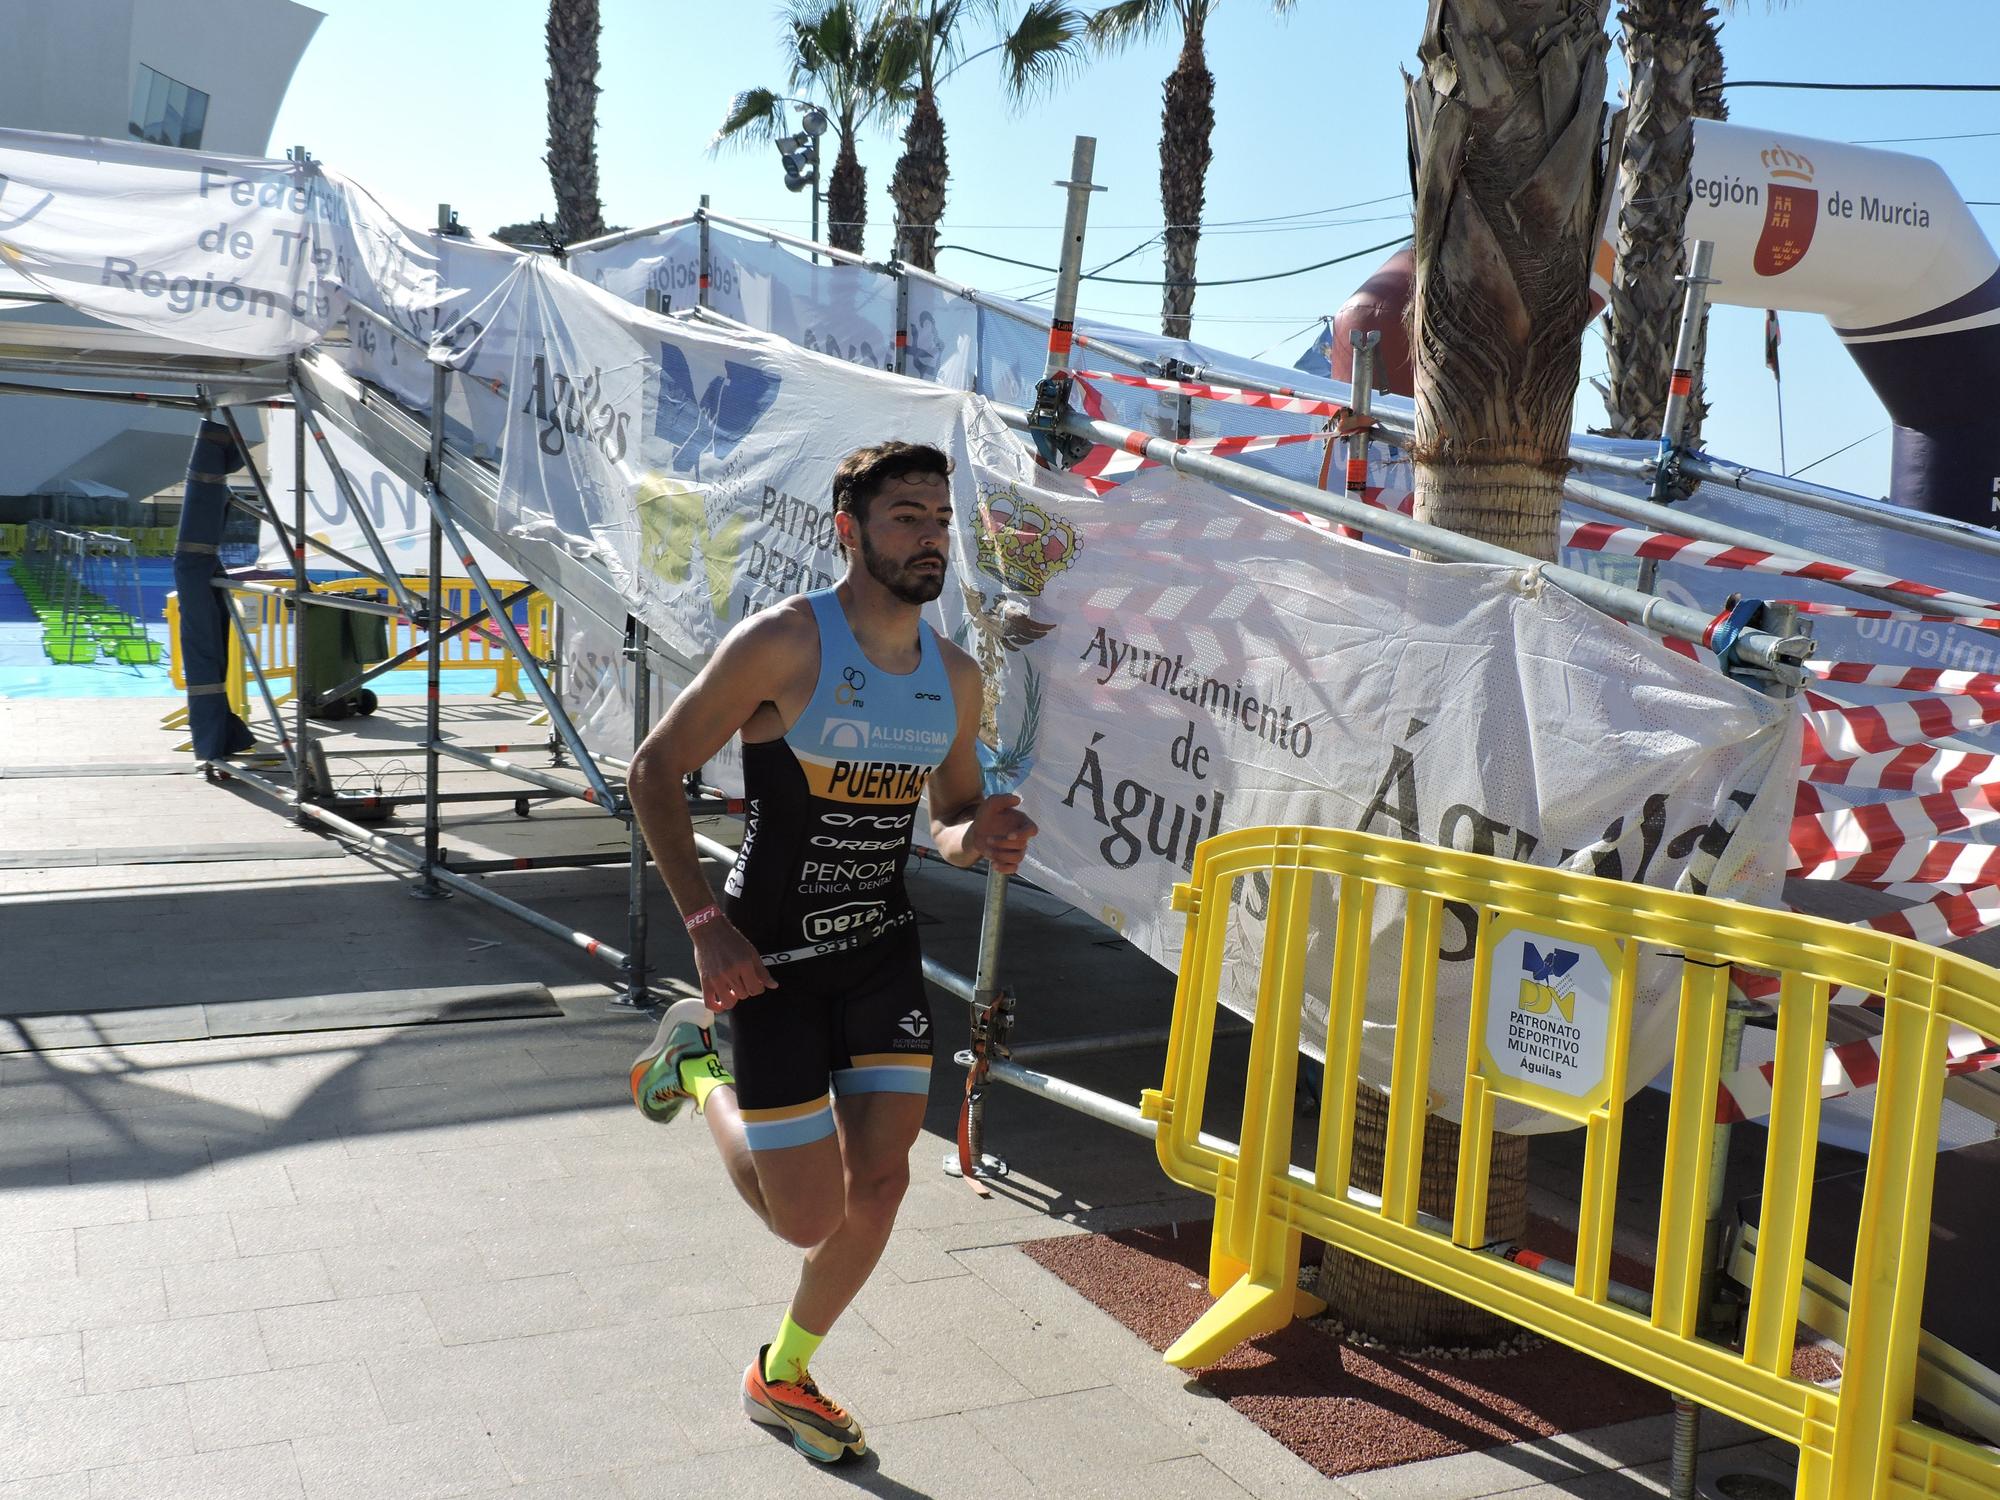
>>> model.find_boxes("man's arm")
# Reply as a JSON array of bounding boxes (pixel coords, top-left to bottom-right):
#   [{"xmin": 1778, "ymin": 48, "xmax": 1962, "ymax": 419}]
[
  {"xmin": 627, "ymin": 604, "xmax": 809, "ymax": 1010},
  {"xmin": 926, "ymin": 641, "xmax": 1037, "ymax": 874}
]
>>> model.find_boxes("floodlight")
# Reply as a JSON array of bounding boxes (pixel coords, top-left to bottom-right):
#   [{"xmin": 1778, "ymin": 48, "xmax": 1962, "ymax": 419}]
[{"xmin": 802, "ymin": 108, "xmax": 828, "ymax": 138}]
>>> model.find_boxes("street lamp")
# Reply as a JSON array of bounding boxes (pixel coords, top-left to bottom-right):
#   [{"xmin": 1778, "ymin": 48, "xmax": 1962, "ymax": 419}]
[{"xmin": 773, "ymin": 103, "xmax": 828, "ymax": 259}]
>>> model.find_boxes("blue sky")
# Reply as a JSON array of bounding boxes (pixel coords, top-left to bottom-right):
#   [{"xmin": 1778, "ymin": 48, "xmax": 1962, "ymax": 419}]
[{"xmin": 273, "ymin": 0, "xmax": 1999, "ymax": 500}]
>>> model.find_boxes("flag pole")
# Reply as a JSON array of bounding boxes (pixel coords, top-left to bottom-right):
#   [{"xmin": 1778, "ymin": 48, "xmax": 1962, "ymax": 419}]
[{"xmin": 1765, "ymin": 308, "xmax": 1788, "ymax": 474}]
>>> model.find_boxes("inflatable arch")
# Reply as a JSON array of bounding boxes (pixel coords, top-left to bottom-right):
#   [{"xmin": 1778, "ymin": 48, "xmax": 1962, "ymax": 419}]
[{"xmin": 1318, "ymin": 119, "xmax": 1999, "ymax": 526}]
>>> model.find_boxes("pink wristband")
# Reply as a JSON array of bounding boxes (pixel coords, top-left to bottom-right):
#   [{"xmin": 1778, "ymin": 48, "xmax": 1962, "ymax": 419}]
[{"xmin": 683, "ymin": 904, "xmax": 723, "ymax": 931}]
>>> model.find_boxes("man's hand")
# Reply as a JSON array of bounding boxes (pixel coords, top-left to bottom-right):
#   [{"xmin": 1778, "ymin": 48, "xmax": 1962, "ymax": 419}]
[
  {"xmin": 967, "ymin": 793, "xmax": 1038, "ymax": 875},
  {"xmin": 691, "ymin": 920, "xmax": 778, "ymax": 1012}
]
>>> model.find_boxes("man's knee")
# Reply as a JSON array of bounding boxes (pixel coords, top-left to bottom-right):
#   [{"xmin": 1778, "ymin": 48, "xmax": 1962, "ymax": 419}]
[
  {"xmin": 845, "ymin": 1155, "xmax": 911, "ymax": 1223},
  {"xmin": 769, "ymin": 1193, "xmax": 845, "ymax": 1249}
]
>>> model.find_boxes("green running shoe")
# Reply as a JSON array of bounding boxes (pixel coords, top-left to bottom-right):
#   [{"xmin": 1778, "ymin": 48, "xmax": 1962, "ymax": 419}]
[{"xmin": 628, "ymin": 997, "xmax": 718, "ymax": 1124}]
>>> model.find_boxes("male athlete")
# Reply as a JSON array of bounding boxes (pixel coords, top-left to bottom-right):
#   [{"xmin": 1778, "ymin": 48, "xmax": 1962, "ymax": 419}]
[{"xmin": 624, "ymin": 440, "xmax": 1036, "ymax": 1463}]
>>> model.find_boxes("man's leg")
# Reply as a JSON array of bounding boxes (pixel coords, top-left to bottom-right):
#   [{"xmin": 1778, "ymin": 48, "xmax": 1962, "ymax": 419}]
[{"xmin": 788, "ymin": 1090, "xmax": 928, "ymax": 1334}]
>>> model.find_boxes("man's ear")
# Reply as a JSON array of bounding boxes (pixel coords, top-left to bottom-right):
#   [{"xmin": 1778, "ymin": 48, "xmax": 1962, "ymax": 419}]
[{"xmin": 832, "ymin": 508, "xmax": 859, "ymax": 552}]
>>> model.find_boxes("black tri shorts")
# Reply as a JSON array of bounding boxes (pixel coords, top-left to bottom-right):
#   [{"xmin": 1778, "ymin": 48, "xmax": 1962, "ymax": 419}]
[{"xmin": 722, "ymin": 927, "xmax": 933, "ymax": 1152}]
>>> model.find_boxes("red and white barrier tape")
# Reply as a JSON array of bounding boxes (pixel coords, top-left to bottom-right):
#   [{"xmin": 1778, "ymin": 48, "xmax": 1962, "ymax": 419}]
[
  {"xmin": 1715, "ymin": 1026, "xmax": 1999, "ymax": 1124},
  {"xmin": 1802, "ymin": 687, "xmax": 2000, "ymax": 765},
  {"xmin": 1777, "ymin": 599, "xmax": 2000, "ymax": 630},
  {"xmin": 1803, "ymin": 740, "xmax": 2000, "ymax": 794},
  {"xmin": 1071, "ymin": 369, "xmax": 1353, "ymax": 422},
  {"xmin": 1789, "ymin": 783, "xmax": 2000, "ymax": 876},
  {"xmin": 1557, "ymin": 520, "xmax": 2000, "ymax": 613}
]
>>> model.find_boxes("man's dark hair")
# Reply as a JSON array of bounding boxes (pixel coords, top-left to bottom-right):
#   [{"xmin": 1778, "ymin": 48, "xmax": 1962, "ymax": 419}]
[{"xmin": 831, "ymin": 441, "xmax": 953, "ymax": 540}]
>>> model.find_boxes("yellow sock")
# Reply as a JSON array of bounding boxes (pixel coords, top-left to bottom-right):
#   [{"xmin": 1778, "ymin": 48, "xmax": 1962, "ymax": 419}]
[
  {"xmin": 764, "ymin": 1312, "xmax": 824, "ymax": 1385},
  {"xmin": 677, "ymin": 1052, "xmax": 733, "ymax": 1111}
]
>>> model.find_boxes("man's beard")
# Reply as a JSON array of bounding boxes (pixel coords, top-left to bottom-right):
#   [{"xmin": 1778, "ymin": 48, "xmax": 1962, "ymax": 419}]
[{"xmin": 859, "ymin": 530, "xmax": 946, "ymax": 605}]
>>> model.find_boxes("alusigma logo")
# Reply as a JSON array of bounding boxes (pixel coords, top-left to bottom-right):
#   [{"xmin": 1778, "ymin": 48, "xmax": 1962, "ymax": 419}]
[
  {"xmin": 805, "ymin": 900, "xmax": 886, "ymax": 941},
  {"xmin": 898, "ymin": 1010, "xmax": 930, "ymax": 1038}
]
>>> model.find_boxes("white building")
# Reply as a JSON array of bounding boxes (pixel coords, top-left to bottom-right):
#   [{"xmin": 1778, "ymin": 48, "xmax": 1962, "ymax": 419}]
[{"xmin": 0, "ymin": 0, "xmax": 322, "ymax": 514}]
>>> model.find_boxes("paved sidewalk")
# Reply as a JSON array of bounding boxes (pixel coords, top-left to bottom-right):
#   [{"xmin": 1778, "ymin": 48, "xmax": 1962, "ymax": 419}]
[{"xmin": 0, "ymin": 699, "xmax": 1799, "ymax": 1497}]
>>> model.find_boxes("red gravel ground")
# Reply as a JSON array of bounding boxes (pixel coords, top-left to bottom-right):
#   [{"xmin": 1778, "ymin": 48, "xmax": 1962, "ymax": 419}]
[{"xmin": 1022, "ymin": 1218, "xmax": 1679, "ymax": 1479}]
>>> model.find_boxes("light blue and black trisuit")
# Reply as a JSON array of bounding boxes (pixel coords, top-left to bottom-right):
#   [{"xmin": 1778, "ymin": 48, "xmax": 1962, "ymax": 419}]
[{"xmin": 720, "ymin": 588, "xmax": 958, "ymax": 1152}]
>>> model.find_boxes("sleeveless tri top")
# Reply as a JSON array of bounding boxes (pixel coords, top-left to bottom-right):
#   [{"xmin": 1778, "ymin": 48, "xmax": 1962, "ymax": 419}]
[{"xmin": 722, "ymin": 589, "xmax": 958, "ymax": 964}]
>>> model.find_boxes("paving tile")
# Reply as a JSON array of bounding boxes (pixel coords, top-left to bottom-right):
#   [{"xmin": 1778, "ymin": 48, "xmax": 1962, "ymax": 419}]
[
  {"xmin": 186, "ymin": 1360, "xmax": 390, "ymax": 1453},
  {"xmin": 73, "ymin": 1211, "xmax": 237, "ymax": 1275},
  {"xmin": 482, "ymin": 1389, "xmax": 695, "ymax": 1485},
  {"xmin": 0, "ymin": 1384, "xmax": 192, "ymax": 1483},
  {"xmin": 290, "ymin": 1415, "xmax": 511, "ymax": 1500},
  {"xmin": 0, "ymin": 1333, "xmax": 83, "ymax": 1401},
  {"xmin": 962, "ymin": 1386, "xmax": 1200, "ymax": 1492},
  {"xmin": 459, "ymin": 1478, "xmax": 628, "ymax": 1500},
  {"xmin": 145, "ymin": 1158, "xmax": 297, "ymax": 1219},
  {"xmin": 415, "ymin": 1143, "xmax": 575, "ymax": 1191},
  {"xmin": 0, "ymin": 1229, "xmax": 74, "ymax": 1284},
  {"xmin": 423, "ymin": 1272, "xmax": 602, "ymax": 1345},
  {"xmin": 876, "ymin": 1226, "xmax": 976, "ymax": 1284},
  {"xmin": 228, "ymin": 1200, "xmax": 387, "ymax": 1257},
  {"xmin": 81, "ymin": 1309, "xmax": 269, "ymax": 1393},
  {"xmin": 164, "ymin": 1249, "xmax": 335, "ymax": 1317},
  {"xmin": 257, "ymin": 1291, "xmax": 443, "ymax": 1369},
  {"xmin": 0, "ymin": 1269, "xmax": 167, "ymax": 1340},
  {"xmin": 0, "ymin": 1473, "xmax": 91, "ymax": 1500},
  {"xmin": 84, "ymin": 1441, "xmax": 304, "ymax": 1500},
  {"xmin": 283, "ymin": 1148, "xmax": 440, "ymax": 1204},
  {"xmin": 812, "ymin": 1324, "xmax": 1036, "ymax": 1427},
  {"xmin": 830, "ymin": 1411, "xmax": 1045, "ymax": 1498},
  {"xmin": 0, "ymin": 1181, "xmax": 148, "ymax": 1235},
  {"xmin": 318, "ymin": 1224, "xmax": 489, "ymax": 1297},
  {"xmin": 572, "ymin": 1256, "xmax": 760, "ymax": 1325},
  {"xmin": 475, "ymin": 1213, "xmax": 643, "ymax": 1280}
]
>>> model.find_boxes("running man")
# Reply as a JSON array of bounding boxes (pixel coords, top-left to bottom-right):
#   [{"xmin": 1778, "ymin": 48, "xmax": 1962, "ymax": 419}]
[{"xmin": 624, "ymin": 440, "xmax": 1037, "ymax": 1463}]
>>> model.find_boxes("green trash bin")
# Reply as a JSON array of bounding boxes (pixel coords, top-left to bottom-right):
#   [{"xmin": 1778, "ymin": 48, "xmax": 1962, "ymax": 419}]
[{"xmin": 301, "ymin": 602, "xmax": 389, "ymax": 718}]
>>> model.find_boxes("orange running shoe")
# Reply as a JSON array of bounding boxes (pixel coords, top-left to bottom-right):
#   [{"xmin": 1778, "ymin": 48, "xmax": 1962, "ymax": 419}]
[{"xmin": 741, "ymin": 1344, "xmax": 867, "ymax": 1463}]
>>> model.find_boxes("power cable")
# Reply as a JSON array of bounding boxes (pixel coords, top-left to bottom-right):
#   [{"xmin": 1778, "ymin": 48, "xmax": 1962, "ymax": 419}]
[
  {"xmin": 1788, "ymin": 426, "xmax": 1889, "ymax": 480},
  {"xmin": 1852, "ymin": 129, "xmax": 2000, "ymax": 145},
  {"xmin": 1251, "ymin": 316, "xmax": 1329, "ymax": 361},
  {"xmin": 1723, "ymin": 80, "xmax": 2000, "ymax": 93},
  {"xmin": 934, "ymin": 234, "xmax": 1410, "ymax": 289}
]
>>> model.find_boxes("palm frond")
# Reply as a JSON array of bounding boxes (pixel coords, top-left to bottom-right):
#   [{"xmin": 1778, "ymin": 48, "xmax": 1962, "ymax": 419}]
[
  {"xmin": 709, "ymin": 87, "xmax": 785, "ymax": 152},
  {"xmin": 1084, "ymin": 0, "xmax": 1173, "ymax": 53},
  {"xmin": 997, "ymin": 0, "xmax": 1089, "ymax": 101}
]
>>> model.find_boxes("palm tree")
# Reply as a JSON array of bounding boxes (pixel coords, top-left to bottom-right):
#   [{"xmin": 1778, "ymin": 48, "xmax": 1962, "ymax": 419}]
[
  {"xmin": 1086, "ymin": 0, "xmax": 1296, "ymax": 341},
  {"xmin": 1599, "ymin": 0, "xmax": 1744, "ymax": 451},
  {"xmin": 882, "ymin": 1, "xmax": 1090, "ymax": 271},
  {"xmin": 545, "ymin": 0, "xmax": 607, "ymax": 246},
  {"xmin": 713, "ymin": 0, "xmax": 905, "ymax": 256},
  {"xmin": 1318, "ymin": 0, "xmax": 1618, "ymax": 1350}
]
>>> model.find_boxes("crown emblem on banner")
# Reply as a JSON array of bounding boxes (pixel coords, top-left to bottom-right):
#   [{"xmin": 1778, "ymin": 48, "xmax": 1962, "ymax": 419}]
[
  {"xmin": 1760, "ymin": 145, "xmax": 1815, "ymax": 184},
  {"xmin": 975, "ymin": 486, "xmax": 1079, "ymax": 597}
]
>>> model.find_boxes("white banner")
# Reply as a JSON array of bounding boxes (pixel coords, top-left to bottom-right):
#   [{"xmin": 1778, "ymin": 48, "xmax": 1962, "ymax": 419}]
[
  {"xmin": 942, "ymin": 468, "xmax": 1798, "ymax": 1131},
  {"xmin": 257, "ymin": 416, "xmax": 518, "ymax": 581},
  {"xmin": 479, "ymin": 255, "xmax": 993, "ymax": 667},
  {"xmin": 0, "ymin": 127, "xmax": 337, "ymax": 354}
]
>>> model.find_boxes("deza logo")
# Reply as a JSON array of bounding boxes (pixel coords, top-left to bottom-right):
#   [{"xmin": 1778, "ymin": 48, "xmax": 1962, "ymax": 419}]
[
  {"xmin": 1516, "ymin": 942, "xmax": 1581, "ymax": 1022},
  {"xmin": 1754, "ymin": 144, "xmax": 1817, "ymax": 277},
  {"xmin": 520, "ymin": 354, "xmax": 632, "ymax": 462},
  {"xmin": 807, "ymin": 900, "xmax": 886, "ymax": 942}
]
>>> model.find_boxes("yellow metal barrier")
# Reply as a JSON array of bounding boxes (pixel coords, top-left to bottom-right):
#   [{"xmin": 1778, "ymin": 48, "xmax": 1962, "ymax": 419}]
[
  {"xmin": 164, "ymin": 577, "xmax": 542, "ymax": 719},
  {"xmin": 0, "ymin": 523, "xmax": 24, "ymax": 557},
  {"xmin": 1143, "ymin": 824, "xmax": 2000, "ymax": 1500}
]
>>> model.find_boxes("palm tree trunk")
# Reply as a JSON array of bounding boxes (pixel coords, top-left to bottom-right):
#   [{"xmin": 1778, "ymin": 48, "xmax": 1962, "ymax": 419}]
[
  {"xmin": 1158, "ymin": 16, "xmax": 1214, "ymax": 342},
  {"xmin": 827, "ymin": 135, "xmax": 868, "ymax": 256},
  {"xmin": 1319, "ymin": 0, "xmax": 1614, "ymax": 1351},
  {"xmin": 545, "ymin": 0, "xmax": 607, "ymax": 246},
  {"xmin": 1405, "ymin": 0, "xmax": 1613, "ymax": 558},
  {"xmin": 1601, "ymin": 0, "xmax": 1710, "ymax": 441},
  {"xmin": 1681, "ymin": 7, "xmax": 1729, "ymax": 451},
  {"xmin": 890, "ymin": 87, "xmax": 948, "ymax": 270}
]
